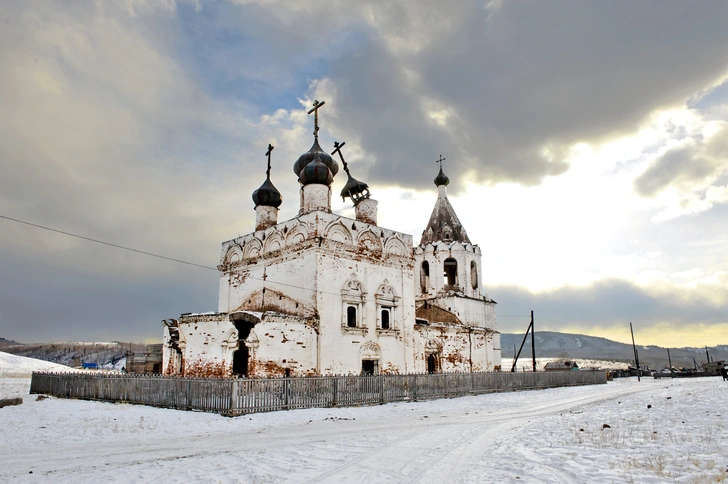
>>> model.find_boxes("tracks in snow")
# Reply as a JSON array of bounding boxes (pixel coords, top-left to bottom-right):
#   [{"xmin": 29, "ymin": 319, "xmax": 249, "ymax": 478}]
[{"xmin": 1, "ymin": 383, "xmax": 652, "ymax": 483}]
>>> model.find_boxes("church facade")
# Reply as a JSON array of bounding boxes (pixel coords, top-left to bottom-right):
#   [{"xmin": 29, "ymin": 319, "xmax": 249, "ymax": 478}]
[{"xmin": 162, "ymin": 102, "xmax": 501, "ymax": 377}]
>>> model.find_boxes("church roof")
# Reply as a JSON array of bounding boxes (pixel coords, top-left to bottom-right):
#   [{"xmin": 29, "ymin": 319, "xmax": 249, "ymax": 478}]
[{"xmin": 419, "ymin": 167, "xmax": 470, "ymax": 246}]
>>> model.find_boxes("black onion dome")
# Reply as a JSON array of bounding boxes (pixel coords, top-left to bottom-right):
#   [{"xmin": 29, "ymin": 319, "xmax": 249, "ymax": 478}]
[
  {"xmin": 252, "ymin": 177, "xmax": 282, "ymax": 208},
  {"xmin": 299, "ymin": 152, "xmax": 334, "ymax": 185},
  {"xmin": 293, "ymin": 139, "xmax": 339, "ymax": 179},
  {"xmin": 434, "ymin": 167, "xmax": 450, "ymax": 187},
  {"xmin": 340, "ymin": 173, "xmax": 370, "ymax": 202}
]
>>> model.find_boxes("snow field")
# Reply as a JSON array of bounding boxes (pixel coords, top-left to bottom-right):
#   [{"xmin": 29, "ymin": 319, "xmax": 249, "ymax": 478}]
[
  {"xmin": 0, "ymin": 351, "xmax": 77, "ymax": 377},
  {"xmin": 1, "ymin": 376, "xmax": 726, "ymax": 483}
]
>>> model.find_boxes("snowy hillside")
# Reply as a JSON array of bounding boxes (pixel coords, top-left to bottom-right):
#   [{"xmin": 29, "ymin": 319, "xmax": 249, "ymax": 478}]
[
  {"xmin": 501, "ymin": 331, "xmax": 728, "ymax": 368},
  {"xmin": 0, "ymin": 341, "xmax": 142, "ymax": 368},
  {"xmin": 0, "ymin": 351, "xmax": 75, "ymax": 377}
]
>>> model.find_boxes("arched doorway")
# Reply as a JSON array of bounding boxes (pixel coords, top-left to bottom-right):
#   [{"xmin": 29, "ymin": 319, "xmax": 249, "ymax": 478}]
[
  {"xmin": 230, "ymin": 313, "xmax": 259, "ymax": 377},
  {"xmin": 427, "ymin": 354, "xmax": 438, "ymax": 374},
  {"xmin": 232, "ymin": 344, "xmax": 248, "ymax": 375}
]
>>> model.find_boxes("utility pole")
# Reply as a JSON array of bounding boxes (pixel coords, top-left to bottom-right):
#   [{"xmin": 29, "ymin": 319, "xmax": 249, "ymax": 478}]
[
  {"xmin": 667, "ymin": 348, "xmax": 672, "ymax": 372},
  {"xmin": 511, "ymin": 311, "xmax": 536, "ymax": 372},
  {"xmin": 630, "ymin": 322, "xmax": 640, "ymax": 382},
  {"xmin": 531, "ymin": 310, "xmax": 536, "ymax": 372}
]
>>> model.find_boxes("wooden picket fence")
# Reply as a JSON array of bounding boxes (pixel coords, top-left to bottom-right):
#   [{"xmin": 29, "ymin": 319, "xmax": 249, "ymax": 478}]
[{"xmin": 30, "ymin": 370, "xmax": 607, "ymax": 416}]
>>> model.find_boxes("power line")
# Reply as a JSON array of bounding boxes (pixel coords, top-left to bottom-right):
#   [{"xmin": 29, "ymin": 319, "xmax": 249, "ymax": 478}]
[
  {"xmin": 1, "ymin": 214, "xmax": 360, "ymax": 297},
  {"xmin": 2, "ymin": 212, "xmax": 528, "ymax": 302},
  {"xmin": 535, "ymin": 318, "xmax": 561, "ymax": 332},
  {"xmin": 0, "ymin": 214, "xmax": 217, "ymax": 272}
]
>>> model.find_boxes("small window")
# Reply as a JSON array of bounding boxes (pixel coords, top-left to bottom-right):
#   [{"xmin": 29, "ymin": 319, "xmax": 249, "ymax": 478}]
[
  {"xmin": 347, "ymin": 306, "xmax": 357, "ymax": 327},
  {"xmin": 420, "ymin": 261, "xmax": 430, "ymax": 292},
  {"xmin": 444, "ymin": 258, "xmax": 458, "ymax": 286},
  {"xmin": 470, "ymin": 261, "xmax": 478, "ymax": 289},
  {"xmin": 381, "ymin": 307, "xmax": 390, "ymax": 330}
]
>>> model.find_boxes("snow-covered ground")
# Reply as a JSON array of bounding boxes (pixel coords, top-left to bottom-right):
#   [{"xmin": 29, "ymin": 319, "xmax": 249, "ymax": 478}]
[
  {"xmin": 1, "ymin": 357, "xmax": 726, "ymax": 483},
  {"xmin": 0, "ymin": 351, "xmax": 77, "ymax": 377}
]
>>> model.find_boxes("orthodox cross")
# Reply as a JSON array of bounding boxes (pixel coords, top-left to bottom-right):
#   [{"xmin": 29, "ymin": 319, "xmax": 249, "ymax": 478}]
[
  {"xmin": 435, "ymin": 155, "xmax": 446, "ymax": 170},
  {"xmin": 332, "ymin": 140, "xmax": 350, "ymax": 174},
  {"xmin": 307, "ymin": 99, "xmax": 326, "ymax": 138},
  {"xmin": 265, "ymin": 143, "xmax": 274, "ymax": 178}
]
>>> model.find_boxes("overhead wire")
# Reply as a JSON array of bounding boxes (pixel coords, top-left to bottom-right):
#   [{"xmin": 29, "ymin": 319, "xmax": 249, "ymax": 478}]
[
  {"xmin": 0, "ymin": 214, "xmax": 218, "ymax": 272},
  {"xmin": 2, "ymin": 213, "xmax": 548, "ymax": 305},
  {"xmin": 535, "ymin": 318, "xmax": 561, "ymax": 332}
]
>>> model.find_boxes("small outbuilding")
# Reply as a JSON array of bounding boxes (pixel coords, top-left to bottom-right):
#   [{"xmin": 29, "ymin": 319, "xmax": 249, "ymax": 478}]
[{"xmin": 544, "ymin": 360, "xmax": 579, "ymax": 371}]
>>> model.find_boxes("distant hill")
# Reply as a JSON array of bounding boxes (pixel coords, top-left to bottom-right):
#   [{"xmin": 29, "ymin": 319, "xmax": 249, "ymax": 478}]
[
  {"xmin": 0, "ymin": 341, "xmax": 145, "ymax": 368},
  {"xmin": 501, "ymin": 331, "xmax": 728, "ymax": 370},
  {"xmin": 0, "ymin": 337, "xmax": 22, "ymax": 348}
]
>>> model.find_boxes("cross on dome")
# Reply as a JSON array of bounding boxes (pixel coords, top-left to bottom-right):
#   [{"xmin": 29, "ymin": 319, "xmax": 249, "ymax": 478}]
[
  {"xmin": 434, "ymin": 154, "xmax": 450, "ymax": 187},
  {"xmin": 265, "ymin": 143, "xmax": 274, "ymax": 178},
  {"xmin": 252, "ymin": 142, "xmax": 282, "ymax": 208},
  {"xmin": 307, "ymin": 99, "xmax": 326, "ymax": 139}
]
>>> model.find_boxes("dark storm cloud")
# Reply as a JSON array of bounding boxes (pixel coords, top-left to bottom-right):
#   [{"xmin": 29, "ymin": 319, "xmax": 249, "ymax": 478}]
[
  {"xmin": 326, "ymin": 1, "xmax": 728, "ymax": 190},
  {"xmin": 0, "ymin": 244, "xmax": 219, "ymax": 343},
  {"xmin": 494, "ymin": 279, "xmax": 727, "ymax": 335},
  {"xmin": 2, "ymin": 0, "xmax": 727, "ymax": 345}
]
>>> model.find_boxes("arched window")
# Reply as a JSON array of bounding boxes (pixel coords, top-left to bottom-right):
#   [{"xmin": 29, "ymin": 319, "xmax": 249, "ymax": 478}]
[
  {"xmin": 444, "ymin": 258, "xmax": 458, "ymax": 286},
  {"xmin": 341, "ymin": 278, "xmax": 365, "ymax": 330},
  {"xmin": 381, "ymin": 308, "xmax": 390, "ymax": 330},
  {"xmin": 470, "ymin": 261, "xmax": 478, "ymax": 289},
  {"xmin": 420, "ymin": 261, "xmax": 430, "ymax": 292}
]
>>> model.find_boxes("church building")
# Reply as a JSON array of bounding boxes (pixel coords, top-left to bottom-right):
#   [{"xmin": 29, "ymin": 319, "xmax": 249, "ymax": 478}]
[{"xmin": 162, "ymin": 101, "xmax": 501, "ymax": 377}]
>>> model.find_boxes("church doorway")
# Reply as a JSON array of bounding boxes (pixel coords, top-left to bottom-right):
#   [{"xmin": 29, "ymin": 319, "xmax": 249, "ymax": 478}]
[
  {"xmin": 361, "ymin": 359, "xmax": 378, "ymax": 376},
  {"xmin": 231, "ymin": 315, "xmax": 257, "ymax": 377},
  {"xmin": 427, "ymin": 354, "xmax": 439, "ymax": 374},
  {"xmin": 232, "ymin": 344, "xmax": 249, "ymax": 376}
]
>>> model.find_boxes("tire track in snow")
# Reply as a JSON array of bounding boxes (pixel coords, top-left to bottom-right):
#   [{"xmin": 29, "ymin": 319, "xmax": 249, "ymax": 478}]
[
  {"xmin": 302, "ymin": 384, "xmax": 648, "ymax": 483},
  {"xmin": 0, "ymin": 383, "xmax": 653, "ymax": 483}
]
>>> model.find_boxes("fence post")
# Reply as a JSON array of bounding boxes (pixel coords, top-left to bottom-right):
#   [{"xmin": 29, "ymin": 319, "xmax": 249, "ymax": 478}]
[
  {"xmin": 230, "ymin": 379, "xmax": 239, "ymax": 415},
  {"xmin": 186, "ymin": 379, "xmax": 192, "ymax": 409},
  {"xmin": 331, "ymin": 377, "xmax": 337, "ymax": 407},
  {"xmin": 283, "ymin": 378, "xmax": 289, "ymax": 409},
  {"xmin": 379, "ymin": 375, "xmax": 384, "ymax": 404}
]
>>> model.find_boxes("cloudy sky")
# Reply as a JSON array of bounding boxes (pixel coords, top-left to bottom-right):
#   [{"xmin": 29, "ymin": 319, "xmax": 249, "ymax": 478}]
[{"xmin": 1, "ymin": 0, "xmax": 727, "ymax": 348}]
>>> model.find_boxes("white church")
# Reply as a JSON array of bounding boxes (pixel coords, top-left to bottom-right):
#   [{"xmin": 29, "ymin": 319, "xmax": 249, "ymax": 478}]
[{"xmin": 162, "ymin": 101, "xmax": 501, "ymax": 377}]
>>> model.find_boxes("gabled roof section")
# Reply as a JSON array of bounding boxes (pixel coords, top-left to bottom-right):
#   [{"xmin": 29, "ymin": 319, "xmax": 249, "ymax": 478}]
[{"xmin": 419, "ymin": 187, "xmax": 471, "ymax": 246}]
